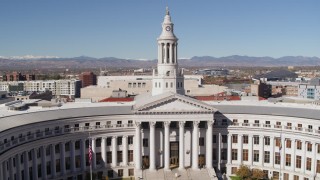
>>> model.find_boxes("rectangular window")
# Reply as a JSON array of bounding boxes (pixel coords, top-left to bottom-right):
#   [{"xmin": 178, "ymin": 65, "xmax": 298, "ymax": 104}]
[
  {"xmin": 232, "ymin": 135, "xmax": 238, "ymax": 143},
  {"xmin": 307, "ymin": 142, "xmax": 312, "ymax": 152},
  {"xmin": 317, "ymin": 160, "xmax": 320, "ymax": 173},
  {"xmin": 117, "ymin": 137, "xmax": 122, "ymax": 146},
  {"xmin": 243, "ymin": 135, "xmax": 248, "ymax": 144},
  {"xmin": 232, "ymin": 149, "xmax": 237, "ymax": 160},
  {"xmin": 264, "ymin": 151, "xmax": 270, "ymax": 163},
  {"xmin": 275, "ymin": 152, "xmax": 280, "ymax": 164},
  {"xmin": 96, "ymin": 152, "xmax": 102, "ymax": 165},
  {"xmin": 75, "ymin": 140, "xmax": 80, "ymax": 150},
  {"xmin": 275, "ymin": 138, "xmax": 281, "ymax": 147},
  {"xmin": 286, "ymin": 139, "xmax": 291, "ymax": 148},
  {"xmin": 199, "ymin": 137, "xmax": 205, "ymax": 146},
  {"xmin": 106, "ymin": 138, "xmax": 112, "ymax": 146},
  {"xmin": 117, "ymin": 151, "xmax": 123, "ymax": 163},
  {"xmin": 265, "ymin": 137, "xmax": 270, "ymax": 145},
  {"xmin": 128, "ymin": 136, "xmax": 133, "ymax": 145},
  {"xmin": 285, "ymin": 154, "xmax": 291, "ymax": 166},
  {"xmin": 107, "ymin": 152, "xmax": 112, "ymax": 164},
  {"xmin": 128, "ymin": 150, "xmax": 134, "ymax": 162},
  {"xmin": 222, "ymin": 135, "xmax": 227, "ymax": 143},
  {"xmin": 212, "ymin": 135, "xmax": 217, "ymax": 143},
  {"xmin": 297, "ymin": 140, "xmax": 302, "ymax": 150},
  {"xmin": 129, "ymin": 169, "xmax": 134, "ymax": 176},
  {"xmin": 294, "ymin": 175, "xmax": 299, "ymax": 180},
  {"xmin": 284, "ymin": 173, "xmax": 289, "ymax": 180},
  {"xmin": 221, "ymin": 148, "xmax": 227, "ymax": 160},
  {"xmin": 212, "ymin": 149, "xmax": 217, "ymax": 161},
  {"xmin": 253, "ymin": 136, "xmax": 259, "ymax": 145},
  {"xmin": 253, "ymin": 150, "xmax": 259, "ymax": 162},
  {"xmin": 55, "ymin": 144, "xmax": 60, "ymax": 154},
  {"xmin": 306, "ymin": 158, "xmax": 312, "ymax": 171},
  {"xmin": 143, "ymin": 139, "xmax": 148, "ymax": 147},
  {"xmin": 296, "ymin": 155, "xmax": 301, "ymax": 168},
  {"xmin": 118, "ymin": 169, "xmax": 123, "ymax": 177},
  {"xmin": 243, "ymin": 149, "xmax": 248, "ymax": 161}
]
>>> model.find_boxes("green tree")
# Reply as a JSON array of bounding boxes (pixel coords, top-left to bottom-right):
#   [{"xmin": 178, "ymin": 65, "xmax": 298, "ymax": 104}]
[{"xmin": 236, "ymin": 165, "xmax": 252, "ymax": 179}]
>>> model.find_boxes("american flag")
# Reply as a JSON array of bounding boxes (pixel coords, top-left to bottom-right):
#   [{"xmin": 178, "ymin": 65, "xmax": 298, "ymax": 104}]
[{"xmin": 88, "ymin": 140, "xmax": 93, "ymax": 165}]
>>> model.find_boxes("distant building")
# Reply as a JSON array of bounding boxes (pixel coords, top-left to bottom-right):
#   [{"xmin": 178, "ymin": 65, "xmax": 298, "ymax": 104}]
[
  {"xmin": 79, "ymin": 72, "xmax": 97, "ymax": 88},
  {"xmin": 0, "ymin": 79, "xmax": 81, "ymax": 98},
  {"xmin": 194, "ymin": 69, "xmax": 228, "ymax": 76},
  {"xmin": 2, "ymin": 72, "xmax": 35, "ymax": 81},
  {"xmin": 298, "ymin": 78, "xmax": 320, "ymax": 100},
  {"xmin": 254, "ymin": 69, "xmax": 298, "ymax": 81},
  {"xmin": 250, "ymin": 80, "xmax": 272, "ymax": 98}
]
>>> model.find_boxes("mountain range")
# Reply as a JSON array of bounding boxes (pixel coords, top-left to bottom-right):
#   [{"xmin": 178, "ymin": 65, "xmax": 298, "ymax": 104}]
[{"xmin": 0, "ymin": 55, "xmax": 319, "ymax": 69}]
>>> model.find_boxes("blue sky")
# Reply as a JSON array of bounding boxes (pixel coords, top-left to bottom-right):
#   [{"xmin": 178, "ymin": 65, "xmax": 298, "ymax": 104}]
[{"xmin": 0, "ymin": 0, "xmax": 319, "ymax": 59}]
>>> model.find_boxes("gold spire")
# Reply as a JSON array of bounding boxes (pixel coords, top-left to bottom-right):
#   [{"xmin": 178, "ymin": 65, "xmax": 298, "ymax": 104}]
[{"xmin": 166, "ymin": 6, "xmax": 170, "ymax": 15}]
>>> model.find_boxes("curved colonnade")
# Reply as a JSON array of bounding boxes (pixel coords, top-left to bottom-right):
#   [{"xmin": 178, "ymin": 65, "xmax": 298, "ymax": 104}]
[{"xmin": 0, "ymin": 104, "xmax": 320, "ymax": 180}]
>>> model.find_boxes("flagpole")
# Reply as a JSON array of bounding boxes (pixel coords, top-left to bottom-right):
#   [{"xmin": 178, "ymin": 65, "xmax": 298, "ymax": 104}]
[{"xmin": 89, "ymin": 132, "xmax": 93, "ymax": 180}]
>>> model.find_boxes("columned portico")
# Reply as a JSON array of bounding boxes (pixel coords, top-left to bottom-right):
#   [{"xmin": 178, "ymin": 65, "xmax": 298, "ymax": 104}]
[
  {"xmin": 192, "ymin": 121, "xmax": 200, "ymax": 170},
  {"xmin": 149, "ymin": 122, "xmax": 156, "ymax": 171},
  {"xmin": 179, "ymin": 121, "xmax": 185, "ymax": 170},
  {"xmin": 206, "ymin": 121, "xmax": 213, "ymax": 169},
  {"xmin": 164, "ymin": 121, "xmax": 170, "ymax": 170}
]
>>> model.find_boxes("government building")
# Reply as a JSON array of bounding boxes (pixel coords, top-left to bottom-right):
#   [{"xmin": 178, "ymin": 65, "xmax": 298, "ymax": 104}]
[{"xmin": 1, "ymin": 8, "xmax": 320, "ymax": 180}]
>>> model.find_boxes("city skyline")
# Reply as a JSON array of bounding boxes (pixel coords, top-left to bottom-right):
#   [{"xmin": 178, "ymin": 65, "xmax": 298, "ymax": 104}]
[{"xmin": 0, "ymin": 0, "xmax": 319, "ymax": 59}]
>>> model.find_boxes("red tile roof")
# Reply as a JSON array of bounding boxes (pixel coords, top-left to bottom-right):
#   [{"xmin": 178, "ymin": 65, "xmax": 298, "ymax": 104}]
[{"xmin": 99, "ymin": 97, "xmax": 134, "ymax": 102}]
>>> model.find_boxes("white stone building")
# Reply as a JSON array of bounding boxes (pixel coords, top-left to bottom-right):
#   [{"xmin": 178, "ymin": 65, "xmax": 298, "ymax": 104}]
[{"xmin": 1, "ymin": 7, "xmax": 320, "ymax": 180}]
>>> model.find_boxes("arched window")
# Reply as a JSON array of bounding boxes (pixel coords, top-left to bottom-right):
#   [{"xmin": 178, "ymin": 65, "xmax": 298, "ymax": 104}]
[
  {"xmin": 155, "ymin": 82, "xmax": 157, "ymax": 88},
  {"xmin": 166, "ymin": 82, "xmax": 168, "ymax": 88},
  {"xmin": 171, "ymin": 82, "xmax": 173, "ymax": 88},
  {"xmin": 166, "ymin": 71, "xmax": 170, "ymax": 76}
]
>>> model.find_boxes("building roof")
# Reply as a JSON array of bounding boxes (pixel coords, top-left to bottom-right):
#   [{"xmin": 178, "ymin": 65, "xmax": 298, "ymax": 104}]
[
  {"xmin": 99, "ymin": 97, "xmax": 134, "ymax": 102},
  {"xmin": 254, "ymin": 70, "xmax": 298, "ymax": 80}
]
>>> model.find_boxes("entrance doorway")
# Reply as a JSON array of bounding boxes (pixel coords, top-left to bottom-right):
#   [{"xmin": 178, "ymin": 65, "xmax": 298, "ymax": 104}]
[
  {"xmin": 199, "ymin": 154, "xmax": 205, "ymax": 168},
  {"xmin": 142, "ymin": 155, "xmax": 149, "ymax": 169},
  {"xmin": 170, "ymin": 142, "xmax": 179, "ymax": 168}
]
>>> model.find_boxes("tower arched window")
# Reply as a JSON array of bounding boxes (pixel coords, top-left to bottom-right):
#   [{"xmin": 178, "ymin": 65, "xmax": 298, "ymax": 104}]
[
  {"xmin": 167, "ymin": 43, "xmax": 170, "ymax": 63},
  {"xmin": 166, "ymin": 71, "xmax": 170, "ymax": 76},
  {"xmin": 155, "ymin": 82, "xmax": 157, "ymax": 88},
  {"xmin": 177, "ymin": 82, "xmax": 179, "ymax": 88},
  {"xmin": 166, "ymin": 82, "xmax": 168, "ymax": 88},
  {"xmin": 172, "ymin": 44, "xmax": 175, "ymax": 63},
  {"xmin": 171, "ymin": 82, "xmax": 173, "ymax": 88}
]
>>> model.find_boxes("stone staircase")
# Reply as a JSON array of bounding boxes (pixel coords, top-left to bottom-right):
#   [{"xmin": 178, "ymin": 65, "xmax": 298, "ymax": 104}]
[{"xmin": 141, "ymin": 168, "xmax": 215, "ymax": 180}]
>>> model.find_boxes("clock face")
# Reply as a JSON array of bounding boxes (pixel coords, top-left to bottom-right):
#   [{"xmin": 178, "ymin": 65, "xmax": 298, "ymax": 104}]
[{"xmin": 166, "ymin": 26, "xmax": 171, "ymax": 31}]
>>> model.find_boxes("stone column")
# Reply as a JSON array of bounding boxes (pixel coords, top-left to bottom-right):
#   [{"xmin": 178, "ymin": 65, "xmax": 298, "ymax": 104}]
[
  {"xmin": 0, "ymin": 161, "xmax": 3, "ymax": 180},
  {"xmin": 112, "ymin": 136, "xmax": 117, "ymax": 167},
  {"xmin": 32, "ymin": 149, "xmax": 38, "ymax": 180},
  {"xmin": 238, "ymin": 135, "xmax": 243, "ymax": 164},
  {"xmin": 169, "ymin": 43, "xmax": 173, "ymax": 64},
  {"xmin": 179, "ymin": 121, "xmax": 185, "ymax": 170},
  {"xmin": 16, "ymin": 153, "xmax": 22, "ymax": 180},
  {"xmin": 81, "ymin": 139, "xmax": 86, "ymax": 171},
  {"xmin": 134, "ymin": 122, "xmax": 142, "ymax": 170},
  {"xmin": 301, "ymin": 140, "xmax": 306, "ymax": 174},
  {"xmin": 91, "ymin": 139, "xmax": 96, "ymax": 169},
  {"xmin": 217, "ymin": 133, "xmax": 221, "ymax": 170},
  {"xmin": 164, "ymin": 121, "xmax": 171, "ymax": 170},
  {"xmin": 248, "ymin": 135, "xmax": 253, "ymax": 166},
  {"xmin": 227, "ymin": 134, "xmax": 232, "ymax": 164},
  {"xmin": 149, "ymin": 122, "xmax": 156, "ymax": 171},
  {"xmin": 291, "ymin": 140, "xmax": 296, "ymax": 172},
  {"xmin": 60, "ymin": 142, "xmax": 66, "ymax": 175},
  {"xmin": 2, "ymin": 161, "xmax": 7, "ymax": 180},
  {"xmin": 70, "ymin": 140, "xmax": 76, "ymax": 172},
  {"xmin": 270, "ymin": 136, "xmax": 275, "ymax": 168},
  {"xmin": 259, "ymin": 135, "xmax": 264, "ymax": 166},
  {"xmin": 101, "ymin": 137, "xmax": 107, "ymax": 167},
  {"xmin": 206, "ymin": 121, "xmax": 213, "ymax": 169},
  {"xmin": 9, "ymin": 157, "xmax": 14, "ymax": 180},
  {"xmin": 280, "ymin": 138, "xmax": 285, "ymax": 170},
  {"xmin": 311, "ymin": 143, "xmax": 317, "ymax": 175},
  {"xmin": 164, "ymin": 43, "xmax": 168, "ymax": 64},
  {"xmin": 24, "ymin": 151, "xmax": 30, "ymax": 180},
  {"xmin": 192, "ymin": 121, "xmax": 200, "ymax": 170},
  {"xmin": 40, "ymin": 146, "xmax": 47, "ymax": 180},
  {"xmin": 123, "ymin": 136, "xmax": 128, "ymax": 166}
]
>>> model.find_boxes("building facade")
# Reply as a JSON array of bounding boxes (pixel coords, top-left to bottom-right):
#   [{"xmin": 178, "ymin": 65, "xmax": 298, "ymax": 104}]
[{"xmin": 1, "ymin": 7, "xmax": 320, "ymax": 180}]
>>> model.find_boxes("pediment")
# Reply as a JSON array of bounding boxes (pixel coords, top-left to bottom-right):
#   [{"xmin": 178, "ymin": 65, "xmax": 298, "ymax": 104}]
[{"xmin": 134, "ymin": 92, "xmax": 216, "ymax": 113}]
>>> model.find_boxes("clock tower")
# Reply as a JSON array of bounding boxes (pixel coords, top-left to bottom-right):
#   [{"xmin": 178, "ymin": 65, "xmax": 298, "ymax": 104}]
[{"xmin": 152, "ymin": 7, "xmax": 184, "ymax": 96}]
